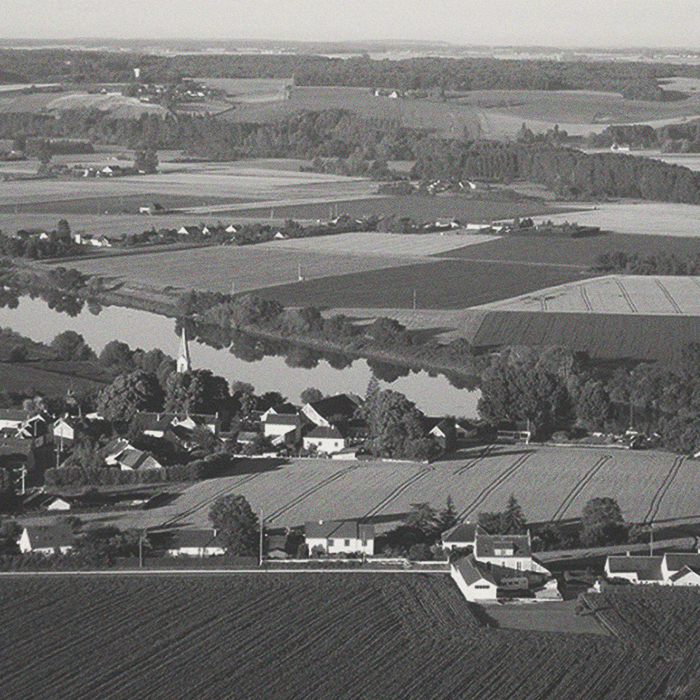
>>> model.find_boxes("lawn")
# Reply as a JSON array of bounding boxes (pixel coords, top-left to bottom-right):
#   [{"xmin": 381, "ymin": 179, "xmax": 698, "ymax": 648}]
[{"xmin": 260, "ymin": 258, "xmax": 595, "ymax": 310}]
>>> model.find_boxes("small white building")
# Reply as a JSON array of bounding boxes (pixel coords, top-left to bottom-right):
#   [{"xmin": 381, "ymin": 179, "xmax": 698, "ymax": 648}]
[
  {"xmin": 305, "ymin": 520, "xmax": 374, "ymax": 556},
  {"xmin": 19, "ymin": 524, "xmax": 74, "ymax": 555},
  {"xmin": 264, "ymin": 413, "xmax": 302, "ymax": 444},
  {"xmin": 53, "ymin": 417, "xmax": 77, "ymax": 444},
  {"xmin": 475, "ymin": 533, "xmax": 550, "ymax": 574},
  {"xmin": 46, "ymin": 497, "xmax": 72, "ymax": 512},
  {"xmin": 605, "ymin": 552, "xmax": 700, "ymax": 587},
  {"xmin": 450, "ymin": 556, "xmax": 498, "ymax": 601},
  {"xmin": 303, "ymin": 426, "xmax": 346, "ymax": 454},
  {"xmin": 167, "ymin": 529, "xmax": 227, "ymax": 557}
]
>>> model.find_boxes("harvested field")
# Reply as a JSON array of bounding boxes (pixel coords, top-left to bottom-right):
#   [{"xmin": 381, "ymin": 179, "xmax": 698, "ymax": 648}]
[
  {"xmin": 199, "ymin": 77, "xmax": 290, "ymax": 102},
  {"xmin": 54, "ymin": 244, "xmax": 424, "ymax": 295},
  {"xmin": 261, "ymin": 259, "xmax": 594, "ymax": 310},
  {"xmin": 478, "ymin": 275, "xmax": 700, "ymax": 316},
  {"xmin": 109, "ymin": 447, "xmax": 698, "ymax": 533},
  {"xmin": 438, "ymin": 231, "xmax": 700, "ymax": 267},
  {"xmin": 1, "ymin": 574, "xmax": 676, "ymax": 700},
  {"xmin": 471, "ymin": 310, "xmax": 700, "ymax": 365},
  {"xmin": 528, "ymin": 202, "xmax": 700, "ymax": 238},
  {"xmin": 270, "ymin": 231, "xmax": 497, "ymax": 257},
  {"xmin": 232, "ymin": 194, "xmax": 558, "ymax": 221}
]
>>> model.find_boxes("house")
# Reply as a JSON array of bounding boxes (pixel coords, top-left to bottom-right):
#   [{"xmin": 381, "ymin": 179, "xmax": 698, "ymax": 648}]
[
  {"xmin": 114, "ymin": 448, "xmax": 162, "ymax": 472},
  {"xmin": 474, "ymin": 532, "xmax": 550, "ymax": 574},
  {"xmin": 305, "ymin": 520, "xmax": 374, "ymax": 555},
  {"xmin": 605, "ymin": 555, "xmax": 663, "ymax": 584},
  {"xmin": 19, "ymin": 523, "xmax": 74, "ymax": 554},
  {"xmin": 53, "ymin": 416, "xmax": 78, "ymax": 444},
  {"xmin": 303, "ymin": 426, "xmax": 346, "ymax": 454},
  {"xmin": 450, "ymin": 555, "xmax": 498, "ymax": 601},
  {"xmin": 441, "ymin": 522, "xmax": 486, "ymax": 551},
  {"xmin": 177, "ymin": 225, "xmax": 200, "ymax": 236},
  {"xmin": 300, "ymin": 394, "xmax": 363, "ymax": 428},
  {"xmin": 45, "ymin": 497, "xmax": 72, "ymax": 511},
  {"xmin": 263, "ymin": 413, "xmax": 303, "ymax": 444},
  {"xmin": 166, "ymin": 529, "xmax": 227, "ymax": 557},
  {"xmin": 0, "ymin": 409, "xmax": 44, "ymax": 432},
  {"xmin": 424, "ymin": 417, "xmax": 456, "ymax": 452},
  {"xmin": 134, "ymin": 411, "xmax": 219, "ymax": 437}
]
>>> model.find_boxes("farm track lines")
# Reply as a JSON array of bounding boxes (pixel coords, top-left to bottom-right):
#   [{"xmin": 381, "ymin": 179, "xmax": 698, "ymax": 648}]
[
  {"xmin": 457, "ymin": 451, "xmax": 534, "ymax": 520},
  {"xmin": 580, "ymin": 285, "xmax": 593, "ymax": 312},
  {"xmin": 654, "ymin": 279, "xmax": 683, "ymax": 314},
  {"xmin": 161, "ymin": 472, "xmax": 263, "ymax": 528},
  {"xmin": 265, "ymin": 465, "xmax": 361, "ymax": 523},
  {"xmin": 361, "ymin": 467, "xmax": 434, "ymax": 520},
  {"xmin": 453, "ymin": 444, "xmax": 494, "ymax": 475},
  {"xmin": 642, "ymin": 455, "xmax": 686, "ymax": 525},
  {"xmin": 613, "ymin": 278, "xmax": 638, "ymax": 313},
  {"xmin": 550, "ymin": 455, "xmax": 612, "ymax": 522}
]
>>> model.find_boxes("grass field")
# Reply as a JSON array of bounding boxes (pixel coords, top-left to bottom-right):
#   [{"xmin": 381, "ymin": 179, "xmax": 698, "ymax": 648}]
[
  {"xmin": 101, "ymin": 446, "xmax": 700, "ymax": 534},
  {"xmin": 439, "ymin": 230, "xmax": 700, "ymax": 267},
  {"xmin": 0, "ymin": 360, "xmax": 110, "ymax": 396},
  {"xmin": 198, "ymin": 77, "xmax": 291, "ymax": 102},
  {"xmin": 260, "ymin": 258, "xmax": 594, "ymax": 310},
  {"xmin": 1, "ymin": 573, "xmax": 680, "ymax": 700},
  {"xmin": 470, "ymin": 310, "xmax": 700, "ymax": 365}
]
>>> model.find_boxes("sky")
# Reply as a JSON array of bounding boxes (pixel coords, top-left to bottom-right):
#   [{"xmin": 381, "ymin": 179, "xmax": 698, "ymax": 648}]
[{"xmin": 1, "ymin": 0, "xmax": 699, "ymax": 49}]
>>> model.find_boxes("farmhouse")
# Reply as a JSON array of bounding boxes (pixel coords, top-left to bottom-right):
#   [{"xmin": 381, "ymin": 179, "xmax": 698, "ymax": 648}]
[
  {"xmin": 264, "ymin": 413, "xmax": 303, "ymax": 444},
  {"xmin": 450, "ymin": 555, "xmax": 498, "ymax": 601},
  {"xmin": 605, "ymin": 552, "xmax": 700, "ymax": 586},
  {"xmin": 475, "ymin": 532, "xmax": 549, "ymax": 574},
  {"xmin": 300, "ymin": 394, "xmax": 362, "ymax": 428},
  {"xmin": 166, "ymin": 529, "xmax": 227, "ymax": 557},
  {"xmin": 19, "ymin": 523, "xmax": 74, "ymax": 554},
  {"xmin": 441, "ymin": 522, "xmax": 486, "ymax": 551},
  {"xmin": 305, "ymin": 520, "xmax": 374, "ymax": 556},
  {"xmin": 303, "ymin": 426, "xmax": 347, "ymax": 454}
]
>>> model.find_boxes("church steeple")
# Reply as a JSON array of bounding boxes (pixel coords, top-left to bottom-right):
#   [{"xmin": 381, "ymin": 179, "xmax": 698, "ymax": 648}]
[{"xmin": 176, "ymin": 327, "xmax": 191, "ymax": 373}]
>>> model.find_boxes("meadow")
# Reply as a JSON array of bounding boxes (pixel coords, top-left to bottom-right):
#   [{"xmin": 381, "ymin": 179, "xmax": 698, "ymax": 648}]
[
  {"xmin": 471, "ymin": 310, "xmax": 700, "ymax": 365},
  {"xmin": 261, "ymin": 258, "xmax": 593, "ymax": 310},
  {"xmin": 0, "ymin": 573, "xmax": 680, "ymax": 700},
  {"xmin": 112, "ymin": 446, "xmax": 700, "ymax": 533}
]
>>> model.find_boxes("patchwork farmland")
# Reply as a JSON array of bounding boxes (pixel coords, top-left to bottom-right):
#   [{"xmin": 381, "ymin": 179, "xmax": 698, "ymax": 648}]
[
  {"xmin": 0, "ymin": 574, "xmax": 681, "ymax": 700},
  {"xmin": 102, "ymin": 447, "xmax": 700, "ymax": 533}
]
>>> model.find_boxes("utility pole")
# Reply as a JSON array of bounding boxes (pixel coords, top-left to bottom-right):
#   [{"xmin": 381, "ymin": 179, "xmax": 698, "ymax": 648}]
[
  {"xmin": 412, "ymin": 289, "xmax": 416, "ymax": 311},
  {"xmin": 259, "ymin": 508, "xmax": 264, "ymax": 567},
  {"xmin": 139, "ymin": 530, "xmax": 146, "ymax": 568},
  {"xmin": 649, "ymin": 525, "xmax": 654, "ymax": 557}
]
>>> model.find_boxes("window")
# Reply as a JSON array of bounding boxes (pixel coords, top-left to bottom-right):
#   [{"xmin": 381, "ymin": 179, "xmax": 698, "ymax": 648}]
[
  {"xmin": 474, "ymin": 584, "xmax": 491, "ymax": 589},
  {"xmin": 344, "ymin": 539, "xmax": 350, "ymax": 547}
]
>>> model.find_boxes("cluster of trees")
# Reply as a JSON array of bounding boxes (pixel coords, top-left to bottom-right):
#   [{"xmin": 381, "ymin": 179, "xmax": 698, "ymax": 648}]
[
  {"xmin": 0, "ymin": 220, "xmax": 84, "ymax": 260},
  {"xmin": 412, "ymin": 139, "xmax": 700, "ymax": 203},
  {"xmin": 595, "ymin": 250, "xmax": 700, "ymax": 275}
]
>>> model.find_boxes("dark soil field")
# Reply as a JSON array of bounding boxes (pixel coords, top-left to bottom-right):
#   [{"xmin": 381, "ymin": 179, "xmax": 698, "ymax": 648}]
[
  {"xmin": 262, "ymin": 258, "xmax": 596, "ymax": 310},
  {"xmin": 0, "ymin": 573, "xmax": 686, "ymax": 700},
  {"xmin": 232, "ymin": 195, "xmax": 559, "ymax": 222},
  {"xmin": 439, "ymin": 232, "xmax": 700, "ymax": 267},
  {"xmin": 0, "ymin": 193, "xmax": 248, "ymax": 216},
  {"xmin": 472, "ymin": 311, "xmax": 700, "ymax": 365}
]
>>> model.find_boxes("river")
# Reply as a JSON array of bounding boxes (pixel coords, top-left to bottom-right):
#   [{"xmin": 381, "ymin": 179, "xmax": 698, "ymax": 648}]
[{"xmin": 0, "ymin": 295, "xmax": 480, "ymax": 418}]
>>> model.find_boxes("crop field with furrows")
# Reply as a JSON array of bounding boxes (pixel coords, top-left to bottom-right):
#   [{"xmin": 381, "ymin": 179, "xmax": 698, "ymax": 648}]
[
  {"xmin": 1, "ymin": 575, "xmax": 684, "ymax": 700},
  {"xmin": 123, "ymin": 447, "xmax": 698, "ymax": 533},
  {"xmin": 438, "ymin": 230, "xmax": 700, "ymax": 267},
  {"xmin": 479, "ymin": 276, "xmax": 700, "ymax": 316},
  {"xmin": 267, "ymin": 231, "xmax": 497, "ymax": 257},
  {"xmin": 261, "ymin": 258, "xmax": 594, "ymax": 310},
  {"xmin": 233, "ymin": 194, "xmax": 557, "ymax": 222},
  {"xmin": 199, "ymin": 77, "xmax": 291, "ymax": 102},
  {"xmin": 53, "ymin": 245, "xmax": 422, "ymax": 295},
  {"xmin": 470, "ymin": 311, "xmax": 700, "ymax": 365},
  {"xmin": 534, "ymin": 202, "xmax": 700, "ymax": 238}
]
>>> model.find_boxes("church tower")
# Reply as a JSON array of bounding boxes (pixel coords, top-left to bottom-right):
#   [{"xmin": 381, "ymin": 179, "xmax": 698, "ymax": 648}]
[{"xmin": 176, "ymin": 327, "xmax": 191, "ymax": 374}]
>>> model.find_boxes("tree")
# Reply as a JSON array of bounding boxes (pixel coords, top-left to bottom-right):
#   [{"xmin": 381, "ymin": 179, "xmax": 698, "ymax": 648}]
[
  {"xmin": 580, "ymin": 497, "xmax": 628, "ymax": 547},
  {"xmin": 50, "ymin": 331, "xmax": 96, "ymax": 362},
  {"xmin": 208, "ymin": 494, "xmax": 259, "ymax": 556},
  {"xmin": 96, "ymin": 371, "xmax": 164, "ymax": 427},
  {"xmin": 436, "ymin": 496, "xmax": 458, "ymax": 534},
  {"xmin": 99, "ymin": 340, "xmax": 135, "ymax": 370},
  {"xmin": 164, "ymin": 369, "xmax": 230, "ymax": 414},
  {"xmin": 404, "ymin": 502, "xmax": 439, "ymax": 541},
  {"xmin": 300, "ymin": 387, "xmax": 324, "ymax": 404},
  {"xmin": 501, "ymin": 495, "xmax": 527, "ymax": 535},
  {"xmin": 134, "ymin": 145, "xmax": 159, "ymax": 173}
]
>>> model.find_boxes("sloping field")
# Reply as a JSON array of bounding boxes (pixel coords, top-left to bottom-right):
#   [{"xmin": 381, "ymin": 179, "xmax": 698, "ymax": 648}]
[
  {"xmin": 199, "ymin": 77, "xmax": 290, "ymax": 102},
  {"xmin": 119, "ymin": 447, "xmax": 697, "ymax": 533},
  {"xmin": 478, "ymin": 275, "xmax": 700, "ymax": 315},
  {"xmin": 262, "ymin": 258, "xmax": 594, "ymax": 310},
  {"xmin": 529, "ymin": 202, "xmax": 700, "ymax": 238},
  {"xmin": 471, "ymin": 311, "xmax": 700, "ymax": 365},
  {"xmin": 438, "ymin": 231, "xmax": 700, "ymax": 267},
  {"xmin": 0, "ymin": 575, "xmax": 677, "ymax": 700},
  {"xmin": 269, "ymin": 231, "xmax": 497, "ymax": 257},
  {"xmin": 56, "ymin": 244, "xmax": 424, "ymax": 295}
]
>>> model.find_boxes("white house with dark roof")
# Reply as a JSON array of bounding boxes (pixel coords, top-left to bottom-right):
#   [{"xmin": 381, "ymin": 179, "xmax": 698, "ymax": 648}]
[
  {"xmin": 19, "ymin": 523, "xmax": 74, "ymax": 554},
  {"xmin": 305, "ymin": 520, "xmax": 374, "ymax": 555},
  {"xmin": 303, "ymin": 426, "xmax": 346, "ymax": 454},
  {"xmin": 441, "ymin": 522, "xmax": 486, "ymax": 551},
  {"xmin": 450, "ymin": 555, "xmax": 498, "ymax": 601},
  {"xmin": 300, "ymin": 394, "xmax": 362, "ymax": 428},
  {"xmin": 605, "ymin": 552, "xmax": 700, "ymax": 586},
  {"xmin": 474, "ymin": 532, "xmax": 550, "ymax": 574},
  {"xmin": 166, "ymin": 529, "xmax": 227, "ymax": 557},
  {"xmin": 263, "ymin": 413, "xmax": 302, "ymax": 444}
]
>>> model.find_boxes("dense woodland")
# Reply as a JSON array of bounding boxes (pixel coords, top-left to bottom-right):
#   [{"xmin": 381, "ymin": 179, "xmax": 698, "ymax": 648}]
[{"xmin": 1, "ymin": 48, "xmax": 698, "ymax": 100}]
